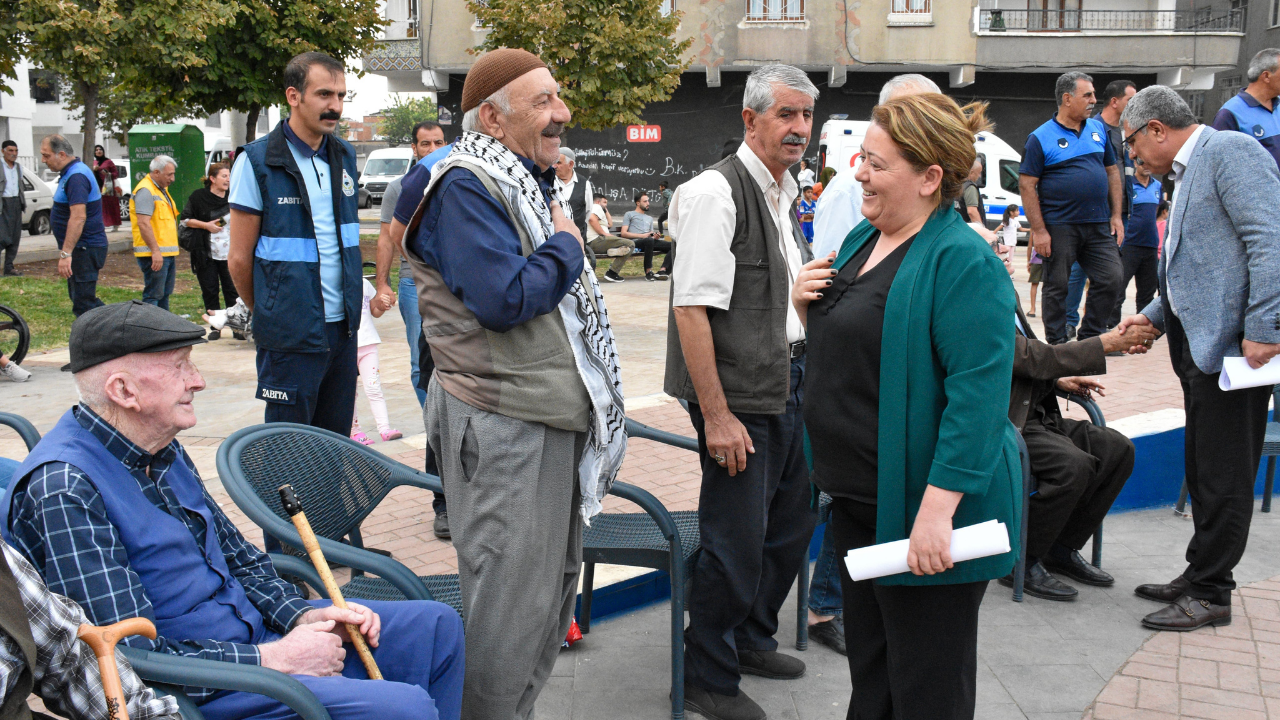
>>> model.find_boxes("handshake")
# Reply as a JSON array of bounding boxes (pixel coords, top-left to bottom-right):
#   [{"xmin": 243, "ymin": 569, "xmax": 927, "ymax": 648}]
[{"xmin": 1101, "ymin": 319, "xmax": 1162, "ymax": 355}]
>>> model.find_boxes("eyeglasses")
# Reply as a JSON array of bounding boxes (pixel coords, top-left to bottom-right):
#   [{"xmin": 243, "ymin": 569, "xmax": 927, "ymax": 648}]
[{"xmin": 1123, "ymin": 123, "xmax": 1151, "ymax": 147}]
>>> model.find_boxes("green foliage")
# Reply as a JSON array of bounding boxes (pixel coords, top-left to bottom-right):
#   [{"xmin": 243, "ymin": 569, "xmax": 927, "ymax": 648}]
[
  {"xmin": 376, "ymin": 96, "xmax": 439, "ymax": 145},
  {"xmin": 64, "ymin": 74, "xmax": 200, "ymax": 145},
  {"xmin": 0, "ymin": 3, "xmax": 23, "ymax": 95},
  {"xmin": 13, "ymin": 0, "xmax": 239, "ymax": 158},
  {"xmin": 467, "ymin": 0, "xmax": 691, "ymax": 131},
  {"xmin": 182, "ymin": 0, "xmax": 385, "ymax": 141}
]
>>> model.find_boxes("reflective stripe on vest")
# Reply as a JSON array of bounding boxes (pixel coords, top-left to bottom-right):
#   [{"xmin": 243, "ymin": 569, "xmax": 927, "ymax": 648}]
[{"xmin": 130, "ymin": 174, "xmax": 180, "ymax": 257}]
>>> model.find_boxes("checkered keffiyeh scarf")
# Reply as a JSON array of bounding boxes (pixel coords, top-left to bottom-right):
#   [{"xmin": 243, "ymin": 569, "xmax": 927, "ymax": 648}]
[{"xmin": 430, "ymin": 131, "xmax": 627, "ymax": 521}]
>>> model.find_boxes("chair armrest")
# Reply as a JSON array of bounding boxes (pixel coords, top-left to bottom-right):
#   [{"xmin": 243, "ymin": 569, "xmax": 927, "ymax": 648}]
[
  {"xmin": 608, "ymin": 481, "xmax": 680, "ymax": 544},
  {"xmin": 268, "ymin": 554, "xmax": 328, "ymax": 599},
  {"xmin": 625, "ymin": 418, "xmax": 699, "ymax": 453},
  {"xmin": 0, "ymin": 412, "xmax": 41, "ymax": 451},
  {"xmin": 118, "ymin": 647, "xmax": 333, "ymax": 720},
  {"xmin": 1054, "ymin": 391, "xmax": 1106, "ymax": 428}
]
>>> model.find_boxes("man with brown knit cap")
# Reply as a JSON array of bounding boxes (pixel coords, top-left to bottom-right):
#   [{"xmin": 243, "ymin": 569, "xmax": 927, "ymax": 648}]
[{"xmin": 404, "ymin": 48, "xmax": 626, "ymax": 720}]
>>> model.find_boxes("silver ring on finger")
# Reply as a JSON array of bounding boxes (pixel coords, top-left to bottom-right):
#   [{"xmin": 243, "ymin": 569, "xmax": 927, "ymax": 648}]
[{"xmin": 713, "ymin": 453, "xmax": 726, "ymax": 465}]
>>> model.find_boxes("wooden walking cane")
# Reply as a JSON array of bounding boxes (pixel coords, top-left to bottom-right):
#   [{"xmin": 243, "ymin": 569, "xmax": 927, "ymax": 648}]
[
  {"xmin": 278, "ymin": 484, "xmax": 383, "ymax": 680},
  {"xmin": 76, "ymin": 617, "xmax": 157, "ymax": 720}
]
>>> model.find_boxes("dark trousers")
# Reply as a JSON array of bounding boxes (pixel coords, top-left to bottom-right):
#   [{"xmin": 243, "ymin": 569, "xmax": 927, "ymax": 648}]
[
  {"xmin": 1166, "ymin": 309, "xmax": 1273, "ymax": 606},
  {"xmin": 1041, "ymin": 223, "xmax": 1122, "ymax": 344},
  {"xmin": 684, "ymin": 357, "xmax": 816, "ymax": 696},
  {"xmin": 0, "ymin": 197, "xmax": 20, "ymax": 272},
  {"xmin": 828, "ymin": 499, "xmax": 986, "ymax": 720},
  {"xmin": 1022, "ymin": 414, "xmax": 1135, "ymax": 560},
  {"xmin": 137, "ymin": 255, "xmax": 177, "ymax": 310},
  {"xmin": 192, "ymin": 255, "xmax": 238, "ymax": 311},
  {"xmin": 255, "ymin": 320, "xmax": 358, "ymax": 436},
  {"xmin": 1109, "ymin": 244, "xmax": 1159, "ymax": 328},
  {"xmin": 634, "ymin": 236, "xmax": 672, "ymax": 272},
  {"xmin": 67, "ymin": 245, "xmax": 108, "ymax": 317}
]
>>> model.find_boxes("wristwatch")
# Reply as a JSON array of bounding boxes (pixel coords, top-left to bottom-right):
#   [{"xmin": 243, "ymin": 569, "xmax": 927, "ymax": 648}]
[{"xmin": 59, "ymin": 251, "xmax": 71, "ymax": 259}]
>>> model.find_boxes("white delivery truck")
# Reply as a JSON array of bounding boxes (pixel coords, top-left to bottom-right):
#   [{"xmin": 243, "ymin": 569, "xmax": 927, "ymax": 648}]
[
  {"xmin": 817, "ymin": 117, "xmax": 1030, "ymax": 242},
  {"xmin": 357, "ymin": 147, "xmax": 414, "ymax": 209}
]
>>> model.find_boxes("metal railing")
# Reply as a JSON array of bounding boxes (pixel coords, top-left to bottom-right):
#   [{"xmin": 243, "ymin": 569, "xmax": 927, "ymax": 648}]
[
  {"xmin": 744, "ymin": 0, "xmax": 804, "ymax": 23},
  {"xmin": 979, "ymin": 9, "xmax": 1243, "ymax": 33}
]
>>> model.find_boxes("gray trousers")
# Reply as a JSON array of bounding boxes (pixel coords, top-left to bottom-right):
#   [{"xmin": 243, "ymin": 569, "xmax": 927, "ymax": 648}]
[
  {"xmin": 426, "ymin": 378, "xmax": 585, "ymax": 720},
  {"xmin": 0, "ymin": 197, "xmax": 21, "ymax": 270}
]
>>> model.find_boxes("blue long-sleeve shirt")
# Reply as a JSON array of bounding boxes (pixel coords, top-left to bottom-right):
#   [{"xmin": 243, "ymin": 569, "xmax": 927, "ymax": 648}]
[{"xmin": 406, "ymin": 155, "xmax": 584, "ymax": 333}]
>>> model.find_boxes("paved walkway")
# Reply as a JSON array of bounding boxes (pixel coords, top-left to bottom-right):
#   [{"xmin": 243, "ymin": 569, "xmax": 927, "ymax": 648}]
[{"xmin": 4, "ymin": 262, "xmax": 1275, "ymax": 719}]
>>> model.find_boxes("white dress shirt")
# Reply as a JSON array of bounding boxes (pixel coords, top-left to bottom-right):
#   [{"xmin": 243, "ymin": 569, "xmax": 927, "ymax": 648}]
[
  {"xmin": 1, "ymin": 161, "xmax": 18, "ymax": 198},
  {"xmin": 553, "ymin": 172, "xmax": 591, "ymax": 222},
  {"xmin": 671, "ymin": 142, "xmax": 805, "ymax": 343},
  {"xmin": 811, "ymin": 167, "xmax": 864, "ymax": 260},
  {"xmin": 1165, "ymin": 123, "xmax": 1206, "ymax": 311}
]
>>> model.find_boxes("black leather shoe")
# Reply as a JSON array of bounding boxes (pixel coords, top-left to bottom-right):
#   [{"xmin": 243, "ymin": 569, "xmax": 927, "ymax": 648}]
[
  {"xmin": 683, "ymin": 684, "xmax": 766, "ymax": 720},
  {"xmin": 738, "ymin": 649, "xmax": 805, "ymax": 679},
  {"xmin": 1043, "ymin": 549, "xmax": 1114, "ymax": 587},
  {"xmin": 433, "ymin": 512, "xmax": 451, "ymax": 540},
  {"xmin": 998, "ymin": 561, "xmax": 1078, "ymax": 601},
  {"xmin": 1135, "ymin": 575, "xmax": 1189, "ymax": 603},
  {"xmin": 60, "ymin": 363, "xmax": 71, "ymax": 372},
  {"xmin": 1141, "ymin": 595, "xmax": 1231, "ymax": 632},
  {"xmin": 808, "ymin": 617, "xmax": 846, "ymax": 656}
]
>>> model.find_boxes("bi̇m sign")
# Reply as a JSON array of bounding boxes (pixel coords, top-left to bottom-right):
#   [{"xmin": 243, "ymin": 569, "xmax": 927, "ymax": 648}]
[{"xmin": 627, "ymin": 125, "xmax": 661, "ymax": 143}]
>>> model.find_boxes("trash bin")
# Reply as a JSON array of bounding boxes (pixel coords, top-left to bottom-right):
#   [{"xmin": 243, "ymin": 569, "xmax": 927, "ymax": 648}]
[{"xmin": 127, "ymin": 124, "xmax": 205, "ymax": 212}]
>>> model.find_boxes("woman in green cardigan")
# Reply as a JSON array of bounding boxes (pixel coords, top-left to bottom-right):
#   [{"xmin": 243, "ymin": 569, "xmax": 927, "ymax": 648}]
[{"xmin": 792, "ymin": 93, "xmax": 1021, "ymax": 720}]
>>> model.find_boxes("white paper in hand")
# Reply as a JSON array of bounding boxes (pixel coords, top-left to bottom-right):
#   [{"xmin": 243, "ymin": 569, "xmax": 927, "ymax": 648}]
[
  {"xmin": 1218, "ymin": 357, "xmax": 1280, "ymax": 391},
  {"xmin": 843, "ymin": 520, "xmax": 1012, "ymax": 582}
]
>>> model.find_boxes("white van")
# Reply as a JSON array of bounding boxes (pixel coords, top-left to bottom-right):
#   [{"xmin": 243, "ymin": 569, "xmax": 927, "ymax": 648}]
[
  {"xmin": 358, "ymin": 147, "xmax": 414, "ymax": 208},
  {"xmin": 206, "ymin": 136, "xmax": 233, "ymax": 176},
  {"xmin": 817, "ymin": 118, "xmax": 1030, "ymax": 242}
]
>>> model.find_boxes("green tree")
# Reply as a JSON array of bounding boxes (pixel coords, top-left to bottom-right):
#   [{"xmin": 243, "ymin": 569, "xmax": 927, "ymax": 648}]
[
  {"xmin": 376, "ymin": 96, "xmax": 438, "ymax": 145},
  {"xmin": 0, "ymin": 3, "xmax": 23, "ymax": 95},
  {"xmin": 63, "ymin": 72, "xmax": 200, "ymax": 146},
  {"xmin": 467, "ymin": 0, "xmax": 690, "ymax": 130},
  {"xmin": 13, "ymin": 0, "xmax": 238, "ymax": 161},
  {"xmin": 181, "ymin": 0, "xmax": 384, "ymax": 142}
]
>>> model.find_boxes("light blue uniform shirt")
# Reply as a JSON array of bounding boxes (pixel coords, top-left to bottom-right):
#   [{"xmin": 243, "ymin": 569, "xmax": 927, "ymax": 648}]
[{"xmin": 229, "ymin": 130, "xmax": 345, "ymax": 322}]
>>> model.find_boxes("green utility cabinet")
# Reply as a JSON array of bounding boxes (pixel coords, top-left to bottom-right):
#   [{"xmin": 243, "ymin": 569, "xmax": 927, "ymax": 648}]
[{"xmin": 127, "ymin": 124, "xmax": 205, "ymax": 212}]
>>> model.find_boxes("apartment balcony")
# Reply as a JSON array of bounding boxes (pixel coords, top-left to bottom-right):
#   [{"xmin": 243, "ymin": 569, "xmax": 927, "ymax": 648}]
[{"xmin": 974, "ymin": 8, "xmax": 1243, "ymax": 82}]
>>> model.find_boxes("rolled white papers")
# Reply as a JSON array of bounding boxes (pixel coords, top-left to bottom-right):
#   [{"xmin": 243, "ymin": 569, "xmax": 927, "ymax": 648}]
[
  {"xmin": 843, "ymin": 520, "xmax": 1012, "ymax": 582},
  {"xmin": 1218, "ymin": 356, "xmax": 1280, "ymax": 391}
]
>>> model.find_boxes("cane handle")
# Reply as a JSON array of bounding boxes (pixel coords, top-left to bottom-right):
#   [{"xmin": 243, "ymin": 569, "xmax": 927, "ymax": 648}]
[{"xmin": 77, "ymin": 617, "xmax": 157, "ymax": 720}]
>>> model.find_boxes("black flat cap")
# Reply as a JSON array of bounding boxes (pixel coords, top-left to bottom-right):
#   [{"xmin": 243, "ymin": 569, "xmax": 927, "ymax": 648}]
[{"xmin": 69, "ymin": 300, "xmax": 207, "ymax": 373}]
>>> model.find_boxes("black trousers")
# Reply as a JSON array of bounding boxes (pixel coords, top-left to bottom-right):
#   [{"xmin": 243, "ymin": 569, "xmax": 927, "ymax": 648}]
[
  {"xmin": 192, "ymin": 254, "xmax": 239, "ymax": 311},
  {"xmin": 1041, "ymin": 223, "xmax": 1123, "ymax": 344},
  {"xmin": 684, "ymin": 357, "xmax": 816, "ymax": 696},
  {"xmin": 66, "ymin": 245, "xmax": 107, "ymax": 317},
  {"xmin": 828, "ymin": 498, "xmax": 986, "ymax": 720},
  {"xmin": 1109, "ymin": 244, "xmax": 1159, "ymax": 328},
  {"xmin": 256, "ymin": 320, "xmax": 358, "ymax": 437},
  {"xmin": 1166, "ymin": 309, "xmax": 1273, "ymax": 606},
  {"xmin": 634, "ymin": 236, "xmax": 672, "ymax": 272},
  {"xmin": 1023, "ymin": 414, "xmax": 1134, "ymax": 559}
]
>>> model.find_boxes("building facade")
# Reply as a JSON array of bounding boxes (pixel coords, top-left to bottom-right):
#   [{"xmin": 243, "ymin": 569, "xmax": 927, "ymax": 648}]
[{"xmin": 364, "ymin": 0, "xmax": 1243, "ymax": 202}]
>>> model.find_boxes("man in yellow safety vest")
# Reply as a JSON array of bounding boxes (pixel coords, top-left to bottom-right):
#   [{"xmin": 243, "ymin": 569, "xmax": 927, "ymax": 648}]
[{"xmin": 130, "ymin": 155, "xmax": 180, "ymax": 310}]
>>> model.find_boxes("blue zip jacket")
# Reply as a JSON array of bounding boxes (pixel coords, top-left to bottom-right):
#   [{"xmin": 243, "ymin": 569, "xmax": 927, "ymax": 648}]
[{"xmin": 237, "ymin": 123, "xmax": 363, "ymax": 353}]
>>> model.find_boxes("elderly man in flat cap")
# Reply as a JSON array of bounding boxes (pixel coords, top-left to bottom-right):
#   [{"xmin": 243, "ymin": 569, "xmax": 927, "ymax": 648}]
[
  {"xmin": 1, "ymin": 301, "xmax": 465, "ymax": 720},
  {"xmin": 403, "ymin": 48, "xmax": 626, "ymax": 719}
]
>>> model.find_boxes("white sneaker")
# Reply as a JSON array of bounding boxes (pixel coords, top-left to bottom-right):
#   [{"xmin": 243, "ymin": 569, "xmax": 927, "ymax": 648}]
[
  {"xmin": 0, "ymin": 362, "xmax": 31, "ymax": 382},
  {"xmin": 606, "ymin": 246, "xmax": 632, "ymax": 257}
]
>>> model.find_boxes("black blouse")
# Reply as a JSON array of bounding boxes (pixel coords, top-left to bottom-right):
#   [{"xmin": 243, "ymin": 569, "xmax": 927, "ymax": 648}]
[{"xmin": 803, "ymin": 233, "xmax": 915, "ymax": 503}]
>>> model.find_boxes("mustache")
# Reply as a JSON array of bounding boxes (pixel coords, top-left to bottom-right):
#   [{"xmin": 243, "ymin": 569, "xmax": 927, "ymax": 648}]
[
  {"xmin": 542, "ymin": 122, "xmax": 564, "ymax": 137},
  {"xmin": 782, "ymin": 134, "xmax": 808, "ymax": 145},
  {"xmin": 319, "ymin": 111, "xmax": 342, "ymax": 122}
]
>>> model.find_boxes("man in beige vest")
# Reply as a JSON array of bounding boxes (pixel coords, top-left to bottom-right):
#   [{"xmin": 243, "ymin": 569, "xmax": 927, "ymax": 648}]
[{"xmin": 403, "ymin": 48, "xmax": 626, "ymax": 720}]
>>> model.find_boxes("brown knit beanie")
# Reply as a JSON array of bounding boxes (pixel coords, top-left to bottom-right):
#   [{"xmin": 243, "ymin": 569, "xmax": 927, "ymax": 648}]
[{"xmin": 461, "ymin": 48, "xmax": 549, "ymax": 113}]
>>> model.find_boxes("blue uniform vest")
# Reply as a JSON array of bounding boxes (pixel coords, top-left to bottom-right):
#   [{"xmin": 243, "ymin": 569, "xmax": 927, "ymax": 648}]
[
  {"xmin": 52, "ymin": 159, "xmax": 108, "ymax": 247},
  {"xmin": 1219, "ymin": 91, "xmax": 1280, "ymax": 170},
  {"xmin": 1029, "ymin": 117, "xmax": 1113, "ymax": 225},
  {"xmin": 239, "ymin": 123, "xmax": 363, "ymax": 353},
  {"xmin": 1124, "ymin": 177, "xmax": 1163, "ymax": 248},
  {"xmin": 0, "ymin": 411, "xmax": 267, "ymax": 646},
  {"xmin": 53, "ymin": 160, "xmax": 102, "ymax": 205}
]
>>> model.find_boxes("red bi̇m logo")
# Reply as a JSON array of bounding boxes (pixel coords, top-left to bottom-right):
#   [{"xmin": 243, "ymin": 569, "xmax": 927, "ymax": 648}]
[{"xmin": 627, "ymin": 125, "xmax": 662, "ymax": 142}]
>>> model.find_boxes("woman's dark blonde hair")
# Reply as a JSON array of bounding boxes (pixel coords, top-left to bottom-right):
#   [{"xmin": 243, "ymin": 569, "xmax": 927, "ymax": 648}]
[
  {"xmin": 869, "ymin": 93, "xmax": 993, "ymax": 206},
  {"xmin": 204, "ymin": 161, "xmax": 230, "ymax": 189}
]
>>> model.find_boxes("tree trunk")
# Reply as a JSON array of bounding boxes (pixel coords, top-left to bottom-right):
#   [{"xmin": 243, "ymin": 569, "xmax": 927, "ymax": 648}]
[
  {"xmin": 79, "ymin": 81, "xmax": 100, "ymax": 162},
  {"xmin": 245, "ymin": 104, "xmax": 262, "ymax": 143}
]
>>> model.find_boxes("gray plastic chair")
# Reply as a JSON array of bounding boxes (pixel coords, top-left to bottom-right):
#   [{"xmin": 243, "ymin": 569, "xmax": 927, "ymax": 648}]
[{"xmin": 1176, "ymin": 384, "xmax": 1280, "ymax": 514}]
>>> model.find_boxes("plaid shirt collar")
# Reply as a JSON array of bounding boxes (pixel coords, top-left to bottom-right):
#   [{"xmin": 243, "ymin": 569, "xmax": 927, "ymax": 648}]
[{"xmin": 72, "ymin": 404, "xmax": 180, "ymax": 471}]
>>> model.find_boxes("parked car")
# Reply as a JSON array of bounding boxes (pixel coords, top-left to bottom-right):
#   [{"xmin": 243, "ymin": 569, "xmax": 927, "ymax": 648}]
[
  {"xmin": 358, "ymin": 148, "xmax": 413, "ymax": 209},
  {"xmin": 111, "ymin": 159, "xmax": 132, "ymax": 223},
  {"xmin": 19, "ymin": 167, "xmax": 53, "ymax": 235}
]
